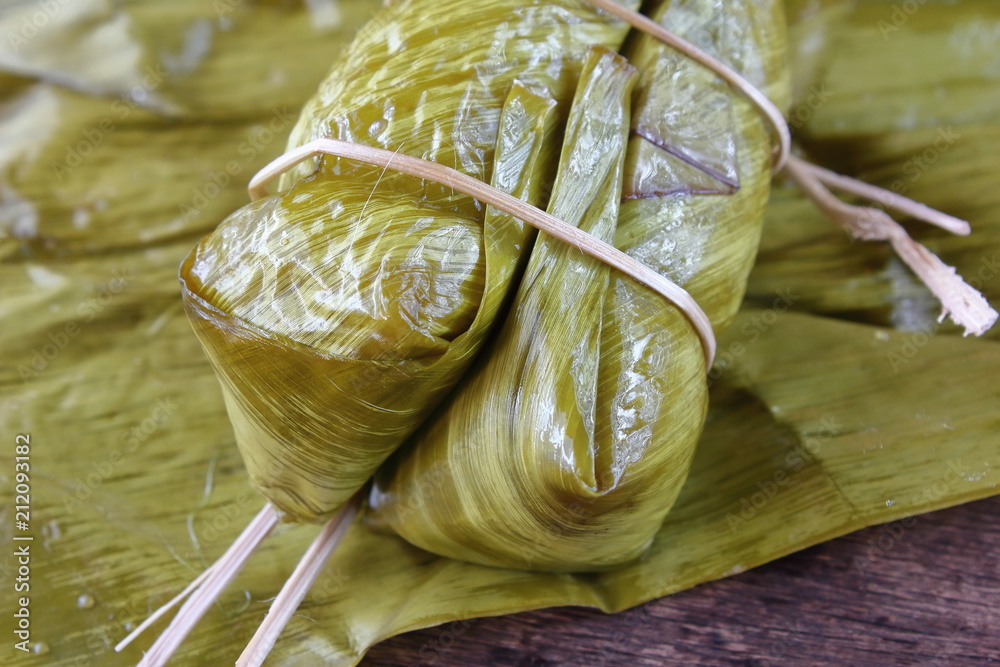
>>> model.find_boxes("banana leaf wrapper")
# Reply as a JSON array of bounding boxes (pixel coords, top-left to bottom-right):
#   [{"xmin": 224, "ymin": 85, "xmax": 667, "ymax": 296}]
[
  {"xmin": 179, "ymin": 0, "xmax": 641, "ymax": 522},
  {"xmin": 367, "ymin": 0, "xmax": 790, "ymax": 572},
  {"xmin": 1, "ymin": 1, "xmax": 999, "ymax": 665}
]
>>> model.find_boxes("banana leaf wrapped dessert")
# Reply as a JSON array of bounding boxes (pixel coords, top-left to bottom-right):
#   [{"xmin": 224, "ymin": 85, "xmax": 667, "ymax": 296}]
[
  {"xmin": 179, "ymin": 0, "xmax": 640, "ymax": 523},
  {"xmin": 368, "ymin": 0, "xmax": 790, "ymax": 571},
  {"xmin": 127, "ymin": 0, "xmax": 993, "ymax": 663},
  {"xmin": 4, "ymin": 1, "xmax": 1000, "ymax": 665}
]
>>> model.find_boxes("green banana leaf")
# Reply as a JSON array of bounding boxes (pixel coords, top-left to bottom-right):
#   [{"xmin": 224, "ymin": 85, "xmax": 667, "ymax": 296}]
[
  {"xmin": 0, "ymin": 0, "xmax": 382, "ymax": 119},
  {"xmin": 178, "ymin": 0, "xmax": 642, "ymax": 522},
  {"xmin": 369, "ymin": 0, "xmax": 787, "ymax": 572},
  {"xmin": 1, "ymin": 0, "xmax": 998, "ymax": 665}
]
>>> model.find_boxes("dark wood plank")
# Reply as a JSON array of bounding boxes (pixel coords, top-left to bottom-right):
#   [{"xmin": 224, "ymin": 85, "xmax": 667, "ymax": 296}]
[{"xmin": 361, "ymin": 496, "xmax": 1000, "ymax": 666}]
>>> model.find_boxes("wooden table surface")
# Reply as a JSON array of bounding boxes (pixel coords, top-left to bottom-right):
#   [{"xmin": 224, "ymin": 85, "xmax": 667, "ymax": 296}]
[{"xmin": 361, "ymin": 496, "xmax": 999, "ymax": 666}]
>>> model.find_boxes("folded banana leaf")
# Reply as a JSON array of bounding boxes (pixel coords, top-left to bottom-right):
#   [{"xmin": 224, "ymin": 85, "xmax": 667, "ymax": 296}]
[
  {"xmin": 369, "ymin": 0, "xmax": 789, "ymax": 571},
  {"xmin": 1, "ymin": 0, "xmax": 998, "ymax": 666},
  {"xmin": 179, "ymin": 0, "xmax": 639, "ymax": 521}
]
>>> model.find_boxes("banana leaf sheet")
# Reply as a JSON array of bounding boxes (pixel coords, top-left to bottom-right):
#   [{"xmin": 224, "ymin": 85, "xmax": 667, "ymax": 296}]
[{"xmin": 1, "ymin": 0, "xmax": 998, "ymax": 665}]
